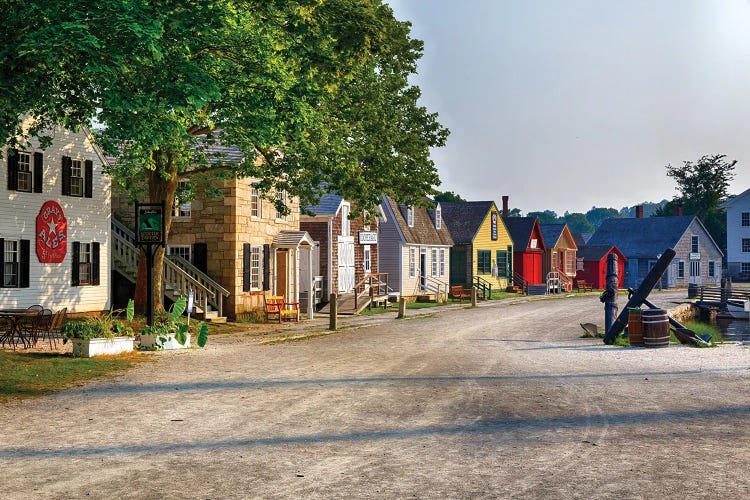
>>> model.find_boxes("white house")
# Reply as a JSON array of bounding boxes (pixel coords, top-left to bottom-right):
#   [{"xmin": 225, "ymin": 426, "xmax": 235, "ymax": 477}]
[
  {"xmin": 722, "ymin": 188, "xmax": 750, "ymax": 279},
  {"xmin": 1, "ymin": 119, "xmax": 111, "ymax": 312}
]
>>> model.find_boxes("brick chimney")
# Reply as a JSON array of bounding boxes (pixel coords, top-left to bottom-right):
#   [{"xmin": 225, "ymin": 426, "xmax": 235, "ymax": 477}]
[
  {"xmin": 675, "ymin": 204, "xmax": 683, "ymax": 216},
  {"xmin": 635, "ymin": 205, "xmax": 643, "ymax": 218},
  {"xmin": 502, "ymin": 195, "xmax": 509, "ymax": 218}
]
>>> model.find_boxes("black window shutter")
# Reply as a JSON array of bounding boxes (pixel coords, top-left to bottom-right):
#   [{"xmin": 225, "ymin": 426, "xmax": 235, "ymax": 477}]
[
  {"xmin": 263, "ymin": 244, "xmax": 271, "ymax": 291},
  {"xmin": 84, "ymin": 160, "xmax": 93, "ymax": 198},
  {"xmin": 91, "ymin": 242, "xmax": 100, "ymax": 286},
  {"xmin": 19, "ymin": 239, "xmax": 30, "ymax": 288},
  {"xmin": 33, "ymin": 152, "xmax": 43, "ymax": 193},
  {"xmin": 71, "ymin": 241, "xmax": 80, "ymax": 286},
  {"xmin": 193, "ymin": 243, "xmax": 208, "ymax": 273},
  {"xmin": 0, "ymin": 239, "xmax": 5, "ymax": 286},
  {"xmin": 7, "ymin": 149, "xmax": 18, "ymax": 191},
  {"xmin": 61, "ymin": 156, "xmax": 72, "ymax": 196},
  {"xmin": 242, "ymin": 243, "xmax": 251, "ymax": 292}
]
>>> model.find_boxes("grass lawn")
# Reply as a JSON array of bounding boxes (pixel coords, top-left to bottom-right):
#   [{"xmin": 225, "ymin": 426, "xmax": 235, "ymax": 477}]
[
  {"xmin": 358, "ymin": 301, "xmax": 443, "ymax": 316},
  {"xmin": 0, "ymin": 350, "xmax": 148, "ymax": 403}
]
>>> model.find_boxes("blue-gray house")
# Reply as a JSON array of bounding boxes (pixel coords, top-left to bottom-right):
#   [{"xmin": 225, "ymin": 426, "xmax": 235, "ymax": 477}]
[{"xmin": 586, "ymin": 214, "xmax": 723, "ymax": 289}]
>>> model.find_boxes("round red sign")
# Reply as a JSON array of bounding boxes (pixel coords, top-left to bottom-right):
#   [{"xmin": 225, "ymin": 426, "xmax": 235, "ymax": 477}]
[{"xmin": 36, "ymin": 201, "xmax": 68, "ymax": 263}]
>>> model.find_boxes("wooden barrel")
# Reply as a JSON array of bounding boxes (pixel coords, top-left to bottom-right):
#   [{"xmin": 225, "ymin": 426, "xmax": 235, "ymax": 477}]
[
  {"xmin": 642, "ymin": 308, "xmax": 670, "ymax": 348},
  {"xmin": 627, "ymin": 308, "xmax": 644, "ymax": 346}
]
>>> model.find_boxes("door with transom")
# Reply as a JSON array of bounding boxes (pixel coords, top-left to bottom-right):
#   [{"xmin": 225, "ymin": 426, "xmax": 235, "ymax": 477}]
[{"xmin": 338, "ymin": 237, "xmax": 355, "ymax": 293}]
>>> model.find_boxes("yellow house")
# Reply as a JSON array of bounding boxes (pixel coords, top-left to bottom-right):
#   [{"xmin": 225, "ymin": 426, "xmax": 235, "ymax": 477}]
[{"xmin": 440, "ymin": 201, "xmax": 514, "ymax": 290}]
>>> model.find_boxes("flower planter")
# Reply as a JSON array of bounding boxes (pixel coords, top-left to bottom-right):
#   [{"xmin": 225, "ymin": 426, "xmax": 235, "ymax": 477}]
[
  {"xmin": 139, "ymin": 332, "xmax": 191, "ymax": 350},
  {"xmin": 71, "ymin": 337, "xmax": 135, "ymax": 357}
]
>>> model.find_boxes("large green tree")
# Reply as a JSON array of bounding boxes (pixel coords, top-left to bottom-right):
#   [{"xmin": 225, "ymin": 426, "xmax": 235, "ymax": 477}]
[
  {"xmin": 3, "ymin": 0, "xmax": 449, "ymax": 311},
  {"xmin": 654, "ymin": 154, "xmax": 736, "ymax": 255},
  {"xmin": 526, "ymin": 210, "xmax": 558, "ymax": 225}
]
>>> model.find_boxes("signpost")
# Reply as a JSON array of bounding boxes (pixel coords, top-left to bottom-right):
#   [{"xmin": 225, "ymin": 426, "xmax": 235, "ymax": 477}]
[{"xmin": 135, "ymin": 202, "xmax": 166, "ymax": 326}]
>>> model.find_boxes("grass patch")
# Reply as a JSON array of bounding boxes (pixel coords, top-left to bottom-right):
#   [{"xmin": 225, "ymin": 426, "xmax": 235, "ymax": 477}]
[
  {"xmin": 682, "ymin": 321, "xmax": 722, "ymax": 344},
  {"xmin": 0, "ymin": 350, "xmax": 147, "ymax": 403}
]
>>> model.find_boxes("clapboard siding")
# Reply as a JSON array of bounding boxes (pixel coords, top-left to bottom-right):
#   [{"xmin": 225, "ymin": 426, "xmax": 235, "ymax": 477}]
[
  {"xmin": 377, "ymin": 204, "xmax": 403, "ymax": 291},
  {"xmin": 1, "ymin": 122, "xmax": 110, "ymax": 312}
]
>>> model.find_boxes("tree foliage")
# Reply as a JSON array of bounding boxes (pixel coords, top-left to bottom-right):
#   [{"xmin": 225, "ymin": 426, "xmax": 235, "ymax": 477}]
[
  {"xmin": 527, "ymin": 210, "xmax": 558, "ymax": 225},
  {"xmin": 433, "ymin": 190, "xmax": 465, "ymax": 203},
  {"xmin": 585, "ymin": 207, "xmax": 620, "ymax": 229},
  {"xmin": 3, "ymin": 0, "xmax": 449, "ymax": 310}
]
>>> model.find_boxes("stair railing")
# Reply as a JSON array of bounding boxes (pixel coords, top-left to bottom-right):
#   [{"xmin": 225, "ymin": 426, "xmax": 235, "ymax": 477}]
[
  {"xmin": 513, "ymin": 272, "xmax": 528, "ymax": 295},
  {"xmin": 418, "ymin": 274, "xmax": 448, "ymax": 301},
  {"xmin": 354, "ymin": 272, "xmax": 389, "ymax": 310},
  {"xmin": 472, "ymin": 275, "xmax": 493, "ymax": 300},
  {"xmin": 165, "ymin": 255, "xmax": 230, "ymax": 317}
]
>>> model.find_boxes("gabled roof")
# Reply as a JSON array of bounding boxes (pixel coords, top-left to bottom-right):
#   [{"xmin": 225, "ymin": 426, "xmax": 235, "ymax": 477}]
[
  {"xmin": 577, "ymin": 244, "xmax": 626, "ymax": 262},
  {"xmin": 540, "ymin": 224, "xmax": 565, "ymax": 249},
  {"xmin": 503, "ymin": 217, "xmax": 545, "ymax": 250},
  {"xmin": 587, "ymin": 216, "xmax": 709, "ymax": 258},
  {"xmin": 304, "ymin": 192, "xmax": 344, "ymax": 216},
  {"xmin": 382, "ymin": 196, "xmax": 453, "ymax": 246},
  {"xmin": 721, "ymin": 187, "xmax": 750, "ymax": 209},
  {"xmin": 439, "ymin": 201, "xmax": 497, "ymax": 244},
  {"xmin": 571, "ymin": 232, "xmax": 590, "ymax": 247}
]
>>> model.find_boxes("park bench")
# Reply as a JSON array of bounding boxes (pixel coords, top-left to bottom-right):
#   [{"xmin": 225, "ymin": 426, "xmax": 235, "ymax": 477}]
[
  {"xmin": 264, "ymin": 295, "xmax": 300, "ymax": 323},
  {"xmin": 449, "ymin": 285, "xmax": 472, "ymax": 302},
  {"xmin": 576, "ymin": 280, "xmax": 593, "ymax": 293}
]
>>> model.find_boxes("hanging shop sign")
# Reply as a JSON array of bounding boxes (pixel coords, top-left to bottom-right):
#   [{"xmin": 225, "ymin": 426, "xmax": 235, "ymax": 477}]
[
  {"xmin": 135, "ymin": 202, "xmax": 166, "ymax": 246},
  {"xmin": 36, "ymin": 200, "xmax": 68, "ymax": 263},
  {"xmin": 358, "ymin": 231, "xmax": 378, "ymax": 244}
]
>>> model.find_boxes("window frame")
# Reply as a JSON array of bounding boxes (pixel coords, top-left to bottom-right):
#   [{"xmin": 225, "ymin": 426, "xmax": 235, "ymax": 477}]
[
  {"xmin": 431, "ymin": 248, "xmax": 438, "ymax": 277},
  {"xmin": 363, "ymin": 245, "xmax": 371, "ymax": 273},
  {"xmin": 408, "ymin": 247, "xmax": 416, "ymax": 278},
  {"xmin": 251, "ymin": 187, "xmax": 262, "ymax": 218},
  {"xmin": 70, "ymin": 159, "xmax": 84, "ymax": 197},
  {"xmin": 708, "ymin": 261, "xmax": 715, "ymax": 277},
  {"xmin": 477, "ymin": 249, "xmax": 492, "ymax": 274},
  {"xmin": 435, "ymin": 204, "xmax": 441, "ymax": 229},
  {"xmin": 439, "ymin": 249, "xmax": 446, "ymax": 277},
  {"xmin": 3, "ymin": 240, "xmax": 19, "ymax": 287},
  {"xmin": 691, "ymin": 235, "xmax": 699, "ymax": 254},
  {"xmin": 341, "ymin": 202, "xmax": 350, "ymax": 237},
  {"xmin": 742, "ymin": 262, "xmax": 750, "ymax": 274},
  {"xmin": 77, "ymin": 242, "xmax": 92, "ymax": 285},
  {"xmin": 172, "ymin": 180, "xmax": 192, "ymax": 218},
  {"xmin": 496, "ymin": 250, "xmax": 507, "ymax": 277},
  {"xmin": 678, "ymin": 261, "xmax": 685, "ymax": 279},
  {"xmin": 407, "ymin": 206, "xmax": 414, "ymax": 228},
  {"xmin": 16, "ymin": 152, "xmax": 32, "ymax": 192},
  {"xmin": 167, "ymin": 245, "xmax": 192, "ymax": 263},
  {"xmin": 742, "ymin": 212, "xmax": 750, "ymax": 227},
  {"xmin": 250, "ymin": 245, "xmax": 262, "ymax": 290},
  {"xmin": 274, "ymin": 190, "xmax": 288, "ymax": 221},
  {"xmin": 743, "ymin": 238, "xmax": 750, "ymax": 253}
]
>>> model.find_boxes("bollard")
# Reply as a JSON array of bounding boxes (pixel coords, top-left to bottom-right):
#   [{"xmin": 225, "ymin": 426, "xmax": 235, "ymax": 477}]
[
  {"xmin": 603, "ymin": 253, "xmax": 619, "ymax": 333},
  {"xmin": 397, "ymin": 296, "xmax": 406, "ymax": 319},
  {"xmin": 329, "ymin": 292, "xmax": 337, "ymax": 330},
  {"xmin": 471, "ymin": 287, "xmax": 477, "ymax": 307}
]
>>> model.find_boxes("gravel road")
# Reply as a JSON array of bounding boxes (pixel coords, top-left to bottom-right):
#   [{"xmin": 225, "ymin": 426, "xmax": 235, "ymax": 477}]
[{"xmin": 2, "ymin": 291, "xmax": 750, "ymax": 499}]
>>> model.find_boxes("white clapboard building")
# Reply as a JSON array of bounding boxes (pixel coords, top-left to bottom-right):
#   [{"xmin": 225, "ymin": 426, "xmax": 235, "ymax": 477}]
[{"xmin": 1, "ymin": 119, "xmax": 110, "ymax": 312}]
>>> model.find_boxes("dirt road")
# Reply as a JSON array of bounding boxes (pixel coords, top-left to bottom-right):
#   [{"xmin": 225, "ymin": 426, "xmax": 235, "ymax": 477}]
[{"xmin": 2, "ymin": 292, "xmax": 750, "ymax": 499}]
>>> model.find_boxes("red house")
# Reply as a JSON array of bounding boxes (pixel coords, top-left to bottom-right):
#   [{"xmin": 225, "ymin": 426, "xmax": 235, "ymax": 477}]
[{"xmin": 575, "ymin": 245, "xmax": 627, "ymax": 289}]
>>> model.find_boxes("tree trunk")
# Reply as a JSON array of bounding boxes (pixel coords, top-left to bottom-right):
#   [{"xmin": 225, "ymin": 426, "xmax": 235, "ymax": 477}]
[{"xmin": 134, "ymin": 150, "xmax": 178, "ymax": 315}]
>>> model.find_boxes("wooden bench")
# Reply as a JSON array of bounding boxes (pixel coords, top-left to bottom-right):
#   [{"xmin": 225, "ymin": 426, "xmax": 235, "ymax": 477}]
[
  {"xmin": 449, "ymin": 285, "xmax": 472, "ymax": 302},
  {"xmin": 264, "ymin": 295, "xmax": 300, "ymax": 323},
  {"xmin": 576, "ymin": 280, "xmax": 593, "ymax": 293}
]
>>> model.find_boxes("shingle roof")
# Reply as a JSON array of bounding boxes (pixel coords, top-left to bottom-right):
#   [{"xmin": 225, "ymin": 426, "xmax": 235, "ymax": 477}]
[
  {"xmin": 540, "ymin": 224, "xmax": 566, "ymax": 249},
  {"xmin": 383, "ymin": 196, "xmax": 453, "ymax": 246},
  {"xmin": 439, "ymin": 201, "xmax": 496, "ymax": 244},
  {"xmin": 577, "ymin": 244, "xmax": 622, "ymax": 261},
  {"xmin": 586, "ymin": 216, "xmax": 695, "ymax": 258},
  {"xmin": 503, "ymin": 217, "xmax": 544, "ymax": 250},
  {"xmin": 304, "ymin": 192, "xmax": 344, "ymax": 216},
  {"xmin": 571, "ymin": 232, "xmax": 589, "ymax": 247}
]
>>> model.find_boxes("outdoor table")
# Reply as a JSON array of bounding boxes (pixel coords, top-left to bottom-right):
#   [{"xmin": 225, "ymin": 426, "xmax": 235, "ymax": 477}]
[{"xmin": 0, "ymin": 309, "xmax": 39, "ymax": 349}]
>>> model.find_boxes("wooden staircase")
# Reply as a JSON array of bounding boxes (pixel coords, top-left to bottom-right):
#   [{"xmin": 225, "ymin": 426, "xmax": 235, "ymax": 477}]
[
  {"xmin": 112, "ymin": 218, "xmax": 230, "ymax": 322},
  {"xmin": 319, "ymin": 273, "xmax": 390, "ymax": 315}
]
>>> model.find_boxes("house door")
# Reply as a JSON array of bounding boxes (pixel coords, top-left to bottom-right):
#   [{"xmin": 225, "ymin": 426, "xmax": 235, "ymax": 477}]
[
  {"xmin": 450, "ymin": 249, "xmax": 467, "ymax": 286},
  {"xmin": 420, "ymin": 249, "xmax": 427, "ymax": 289},
  {"xmin": 276, "ymin": 249, "xmax": 288, "ymax": 298},
  {"xmin": 668, "ymin": 262, "xmax": 677, "ymax": 287},
  {"xmin": 689, "ymin": 260, "xmax": 701, "ymax": 285},
  {"xmin": 338, "ymin": 237, "xmax": 355, "ymax": 293}
]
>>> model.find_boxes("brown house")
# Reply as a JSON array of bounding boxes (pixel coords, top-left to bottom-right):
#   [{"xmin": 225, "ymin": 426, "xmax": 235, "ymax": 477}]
[
  {"xmin": 540, "ymin": 223, "xmax": 578, "ymax": 292},
  {"xmin": 300, "ymin": 192, "xmax": 379, "ymax": 305}
]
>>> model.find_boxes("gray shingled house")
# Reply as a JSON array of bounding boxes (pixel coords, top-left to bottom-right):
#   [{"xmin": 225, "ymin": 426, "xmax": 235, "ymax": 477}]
[{"xmin": 586, "ymin": 215, "xmax": 723, "ymax": 289}]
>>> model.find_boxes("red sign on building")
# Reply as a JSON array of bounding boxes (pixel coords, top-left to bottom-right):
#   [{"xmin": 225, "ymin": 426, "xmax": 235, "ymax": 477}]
[{"xmin": 36, "ymin": 200, "xmax": 68, "ymax": 263}]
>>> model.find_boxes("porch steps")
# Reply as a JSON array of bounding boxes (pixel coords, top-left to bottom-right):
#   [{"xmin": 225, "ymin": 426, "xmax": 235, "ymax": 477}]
[
  {"xmin": 527, "ymin": 284, "xmax": 548, "ymax": 296},
  {"xmin": 318, "ymin": 291, "xmax": 384, "ymax": 315}
]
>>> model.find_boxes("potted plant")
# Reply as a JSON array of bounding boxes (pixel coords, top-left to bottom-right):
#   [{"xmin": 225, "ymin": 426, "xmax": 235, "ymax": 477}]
[
  {"xmin": 61, "ymin": 300, "xmax": 136, "ymax": 357},
  {"xmin": 139, "ymin": 296, "xmax": 209, "ymax": 350}
]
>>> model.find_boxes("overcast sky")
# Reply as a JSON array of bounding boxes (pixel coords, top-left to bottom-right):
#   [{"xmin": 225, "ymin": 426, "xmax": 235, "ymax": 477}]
[{"xmin": 387, "ymin": 0, "xmax": 750, "ymax": 215}]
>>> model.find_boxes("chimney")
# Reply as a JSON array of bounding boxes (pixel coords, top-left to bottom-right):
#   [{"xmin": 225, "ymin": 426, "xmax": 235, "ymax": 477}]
[
  {"xmin": 635, "ymin": 205, "xmax": 643, "ymax": 218},
  {"xmin": 675, "ymin": 204, "xmax": 683, "ymax": 216},
  {"xmin": 502, "ymin": 195, "xmax": 509, "ymax": 218}
]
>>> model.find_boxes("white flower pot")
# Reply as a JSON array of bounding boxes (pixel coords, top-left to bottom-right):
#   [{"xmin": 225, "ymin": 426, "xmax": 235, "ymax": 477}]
[
  {"xmin": 71, "ymin": 337, "xmax": 135, "ymax": 357},
  {"xmin": 139, "ymin": 332, "xmax": 191, "ymax": 350}
]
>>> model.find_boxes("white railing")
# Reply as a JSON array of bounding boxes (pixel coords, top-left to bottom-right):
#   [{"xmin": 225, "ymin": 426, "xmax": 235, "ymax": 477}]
[
  {"xmin": 111, "ymin": 219, "xmax": 229, "ymax": 318},
  {"xmin": 419, "ymin": 274, "xmax": 449, "ymax": 301},
  {"xmin": 547, "ymin": 271, "xmax": 560, "ymax": 294}
]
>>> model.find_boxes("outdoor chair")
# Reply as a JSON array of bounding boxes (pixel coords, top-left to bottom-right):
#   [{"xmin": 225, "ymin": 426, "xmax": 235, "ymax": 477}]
[
  {"xmin": 35, "ymin": 309, "xmax": 58, "ymax": 349},
  {"xmin": 264, "ymin": 296, "xmax": 284, "ymax": 323}
]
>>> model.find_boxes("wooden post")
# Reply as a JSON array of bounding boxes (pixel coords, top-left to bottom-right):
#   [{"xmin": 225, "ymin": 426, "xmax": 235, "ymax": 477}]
[
  {"xmin": 471, "ymin": 287, "xmax": 477, "ymax": 307},
  {"xmin": 604, "ymin": 253, "xmax": 618, "ymax": 333},
  {"xmin": 329, "ymin": 293, "xmax": 337, "ymax": 330},
  {"xmin": 397, "ymin": 296, "xmax": 406, "ymax": 319}
]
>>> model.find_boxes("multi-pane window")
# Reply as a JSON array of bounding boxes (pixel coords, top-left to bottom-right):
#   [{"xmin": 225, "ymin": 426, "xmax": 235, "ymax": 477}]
[
  {"xmin": 16, "ymin": 153, "xmax": 32, "ymax": 192},
  {"xmin": 274, "ymin": 190, "xmax": 287, "ymax": 220},
  {"xmin": 743, "ymin": 239, "xmax": 750, "ymax": 253},
  {"xmin": 341, "ymin": 203, "xmax": 350, "ymax": 237},
  {"xmin": 363, "ymin": 245, "xmax": 371, "ymax": 273},
  {"xmin": 431, "ymin": 249, "xmax": 438, "ymax": 276},
  {"xmin": 551, "ymin": 252, "xmax": 558, "ymax": 270},
  {"xmin": 690, "ymin": 260, "xmax": 700, "ymax": 278},
  {"xmin": 407, "ymin": 206, "xmax": 414, "ymax": 227},
  {"xmin": 3, "ymin": 240, "xmax": 18, "ymax": 287},
  {"xmin": 70, "ymin": 160, "xmax": 84, "ymax": 197},
  {"xmin": 408, "ymin": 248, "xmax": 416, "ymax": 278},
  {"xmin": 691, "ymin": 235, "xmax": 699, "ymax": 254},
  {"xmin": 172, "ymin": 180, "xmax": 192, "ymax": 218},
  {"xmin": 742, "ymin": 263, "xmax": 750, "ymax": 274},
  {"xmin": 167, "ymin": 245, "xmax": 191, "ymax": 263},
  {"xmin": 78, "ymin": 243, "xmax": 92, "ymax": 285},
  {"xmin": 565, "ymin": 252, "xmax": 575, "ymax": 275},
  {"xmin": 678, "ymin": 261, "xmax": 685, "ymax": 279},
  {"xmin": 708, "ymin": 261, "xmax": 716, "ymax": 277},
  {"xmin": 250, "ymin": 245, "xmax": 261, "ymax": 290},
  {"xmin": 435, "ymin": 205, "xmax": 441, "ymax": 229},
  {"xmin": 251, "ymin": 187, "xmax": 262, "ymax": 218},
  {"xmin": 477, "ymin": 250, "xmax": 492, "ymax": 274},
  {"xmin": 742, "ymin": 212, "xmax": 750, "ymax": 227},
  {"xmin": 496, "ymin": 250, "xmax": 507, "ymax": 276},
  {"xmin": 439, "ymin": 249, "xmax": 445, "ymax": 277}
]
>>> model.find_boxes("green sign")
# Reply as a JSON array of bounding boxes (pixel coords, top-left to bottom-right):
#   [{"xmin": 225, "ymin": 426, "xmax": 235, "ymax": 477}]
[{"xmin": 136, "ymin": 203, "xmax": 165, "ymax": 245}]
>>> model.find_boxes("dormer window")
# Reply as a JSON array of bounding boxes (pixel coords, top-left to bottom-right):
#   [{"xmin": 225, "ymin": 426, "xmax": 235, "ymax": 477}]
[
  {"xmin": 435, "ymin": 204, "xmax": 441, "ymax": 229},
  {"xmin": 407, "ymin": 206, "xmax": 414, "ymax": 227}
]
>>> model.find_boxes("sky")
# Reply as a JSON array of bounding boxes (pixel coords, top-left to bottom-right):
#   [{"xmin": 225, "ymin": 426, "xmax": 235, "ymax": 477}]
[{"xmin": 387, "ymin": 0, "xmax": 750, "ymax": 215}]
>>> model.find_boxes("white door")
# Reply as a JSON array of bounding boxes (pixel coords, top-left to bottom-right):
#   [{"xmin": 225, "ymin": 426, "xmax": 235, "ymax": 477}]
[
  {"xmin": 689, "ymin": 260, "xmax": 701, "ymax": 285},
  {"xmin": 338, "ymin": 237, "xmax": 355, "ymax": 292}
]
